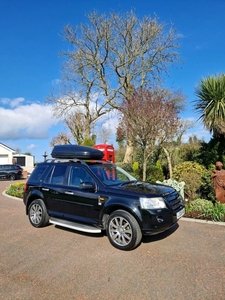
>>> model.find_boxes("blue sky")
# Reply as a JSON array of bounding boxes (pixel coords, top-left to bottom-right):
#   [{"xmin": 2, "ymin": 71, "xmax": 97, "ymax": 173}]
[{"xmin": 0, "ymin": 0, "xmax": 224, "ymax": 162}]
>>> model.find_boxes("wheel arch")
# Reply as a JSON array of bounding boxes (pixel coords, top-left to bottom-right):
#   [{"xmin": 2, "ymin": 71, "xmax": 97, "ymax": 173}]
[
  {"xmin": 101, "ymin": 204, "xmax": 142, "ymax": 230},
  {"xmin": 25, "ymin": 191, "xmax": 44, "ymax": 215}
]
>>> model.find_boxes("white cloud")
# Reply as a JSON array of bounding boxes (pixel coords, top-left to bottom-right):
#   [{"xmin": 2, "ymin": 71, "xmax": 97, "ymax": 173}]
[
  {"xmin": 0, "ymin": 98, "xmax": 10, "ymax": 105},
  {"xmin": 0, "ymin": 103, "xmax": 60, "ymax": 140},
  {"xmin": 10, "ymin": 97, "xmax": 25, "ymax": 108},
  {"xmin": 0, "ymin": 97, "xmax": 25, "ymax": 108},
  {"xmin": 51, "ymin": 78, "xmax": 61, "ymax": 86},
  {"xmin": 27, "ymin": 144, "xmax": 38, "ymax": 150}
]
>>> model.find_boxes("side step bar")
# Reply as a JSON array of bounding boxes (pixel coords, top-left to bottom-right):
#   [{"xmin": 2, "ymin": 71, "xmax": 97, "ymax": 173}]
[{"xmin": 49, "ymin": 217, "xmax": 101, "ymax": 233}]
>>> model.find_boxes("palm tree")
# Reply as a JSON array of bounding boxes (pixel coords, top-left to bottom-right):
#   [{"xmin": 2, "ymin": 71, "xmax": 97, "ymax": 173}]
[{"xmin": 194, "ymin": 74, "xmax": 225, "ymax": 137}]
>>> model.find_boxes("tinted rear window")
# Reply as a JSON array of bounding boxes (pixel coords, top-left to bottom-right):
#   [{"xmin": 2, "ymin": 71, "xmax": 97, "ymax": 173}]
[{"xmin": 29, "ymin": 164, "xmax": 49, "ymax": 182}]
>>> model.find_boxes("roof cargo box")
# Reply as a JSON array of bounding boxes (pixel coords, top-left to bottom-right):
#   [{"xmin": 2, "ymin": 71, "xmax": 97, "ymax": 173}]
[{"xmin": 51, "ymin": 145, "xmax": 104, "ymax": 160}]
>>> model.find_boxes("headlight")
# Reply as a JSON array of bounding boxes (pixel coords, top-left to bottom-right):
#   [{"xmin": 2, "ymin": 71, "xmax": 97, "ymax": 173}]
[{"xmin": 140, "ymin": 197, "xmax": 166, "ymax": 209}]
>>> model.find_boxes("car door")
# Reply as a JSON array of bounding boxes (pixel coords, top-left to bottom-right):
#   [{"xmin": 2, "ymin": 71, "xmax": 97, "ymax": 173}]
[
  {"xmin": 42, "ymin": 164, "xmax": 101, "ymax": 224},
  {"xmin": 42, "ymin": 164, "xmax": 69, "ymax": 218},
  {"xmin": 61, "ymin": 165, "xmax": 101, "ymax": 224},
  {"xmin": 0, "ymin": 165, "xmax": 7, "ymax": 178}
]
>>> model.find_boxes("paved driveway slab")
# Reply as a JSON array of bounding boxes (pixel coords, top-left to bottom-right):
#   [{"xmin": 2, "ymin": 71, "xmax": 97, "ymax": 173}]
[{"xmin": 0, "ymin": 180, "xmax": 224, "ymax": 300}]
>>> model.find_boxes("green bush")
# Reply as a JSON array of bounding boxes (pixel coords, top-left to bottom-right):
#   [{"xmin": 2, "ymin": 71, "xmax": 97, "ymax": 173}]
[
  {"xmin": 6, "ymin": 182, "xmax": 25, "ymax": 198},
  {"xmin": 198, "ymin": 167, "xmax": 215, "ymax": 201},
  {"xmin": 146, "ymin": 165, "xmax": 165, "ymax": 182},
  {"xmin": 185, "ymin": 199, "xmax": 225, "ymax": 222},
  {"xmin": 173, "ymin": 161, "xmax": 207, "ymax": 200}
]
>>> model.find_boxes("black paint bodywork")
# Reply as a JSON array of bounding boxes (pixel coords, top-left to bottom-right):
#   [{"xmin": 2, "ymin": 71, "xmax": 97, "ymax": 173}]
[{"xmin": 23, "ymin": 160, "xmax": 184, "ymax": 236}]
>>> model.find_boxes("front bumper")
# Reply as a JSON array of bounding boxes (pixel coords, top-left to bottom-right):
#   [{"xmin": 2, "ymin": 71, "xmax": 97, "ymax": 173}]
[{"xmin": 140, "ymin": 206, "xmax": 185, "ymax": 235}]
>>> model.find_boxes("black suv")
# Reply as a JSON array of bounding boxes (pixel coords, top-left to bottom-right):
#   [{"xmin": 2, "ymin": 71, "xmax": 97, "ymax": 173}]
[
  {"xmin": 0, "ymin": 164, "xmax": 23, "ymax": 180},
  {"xmin": 23, "ymin": 145, "xmax": 185, "ymax": 250}
]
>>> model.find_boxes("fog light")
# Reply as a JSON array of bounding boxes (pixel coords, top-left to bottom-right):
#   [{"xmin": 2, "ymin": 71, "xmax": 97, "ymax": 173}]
[{"xmin": 156, "ymin": 216, "xmax": 164, "ymax": 223}]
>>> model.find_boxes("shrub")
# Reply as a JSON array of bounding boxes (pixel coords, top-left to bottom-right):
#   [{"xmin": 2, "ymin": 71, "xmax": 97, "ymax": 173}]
[
  {"xmin": 185, "ymin": 199, "xmax": 225, "ymax": 222},
  {"xmin": 132, "ymin": 161, "xmax": 139, "ymax": 172},
  {"xmin": 146, "ymin": 165, "xmax": 165, "ymax": 182},
  {"xmin": 6, "ymin": 182, "xmax": 25, "ymax": 198},
  {"xmin": 173, "ymin": 161, "xmax": 207, "ymax": 200},
  {"xmin": 198, "ymin": 166, "xmax": 215, "ymax": 201}
]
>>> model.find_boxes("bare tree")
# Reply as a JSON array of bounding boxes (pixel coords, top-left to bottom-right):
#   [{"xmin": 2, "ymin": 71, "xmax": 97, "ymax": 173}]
[
  {"xmin": 48, "ymin": 10, "xmax": 180, "ymax": 160},
  {"xmin": 97, "ymin": 124, "xmax": 112, "ymax": 144},
  {"xmin": 50, "ymin": 132, "xmax": 71, "ymax": 147},
  {"xmin": 64, "ymin": 110, "xmax": 92, "ymax": 145},
  {"xmin": 162, "ymin": 119, "xmax": 192, "ymax": 179},
  {"xmin": 117, "ymin": 88, "xmax": 184, "ymax": 181},
  {"xmin": 15, "ymin": 148, "xmax": 21, "ymax": 154}
]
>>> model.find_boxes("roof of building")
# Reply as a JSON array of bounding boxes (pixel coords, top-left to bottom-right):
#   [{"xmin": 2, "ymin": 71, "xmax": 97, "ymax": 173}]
[{"xmin": 0, "ymin": 142, "xmax": 15, "ymax": 152}]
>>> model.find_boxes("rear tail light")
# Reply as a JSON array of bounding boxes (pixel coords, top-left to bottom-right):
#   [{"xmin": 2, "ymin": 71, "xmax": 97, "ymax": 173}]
[{"xmin": 24, "ymin": 181, "xmax": 28, "ymax": 193}]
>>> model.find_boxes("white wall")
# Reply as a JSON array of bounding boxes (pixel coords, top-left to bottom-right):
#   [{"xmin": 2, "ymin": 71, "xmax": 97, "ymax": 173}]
[
  {"xmin": 0, "ymin": 144, "xmax": 14, "ymax": 164},
  {"xmin": 0, "ymin": 155, "xmax": 10, "ymax": 164}
]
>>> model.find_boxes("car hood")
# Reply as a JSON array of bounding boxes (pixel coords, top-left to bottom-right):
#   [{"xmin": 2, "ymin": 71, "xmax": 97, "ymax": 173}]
[{"xmin": 110, "ymin": 181, "xmax": 175, "ymax": 197}]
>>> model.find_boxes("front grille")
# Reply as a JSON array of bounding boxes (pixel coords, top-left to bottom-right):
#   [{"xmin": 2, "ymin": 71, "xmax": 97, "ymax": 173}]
[{"xmin": 164, "ymin": 191, "xmax": 183, "ymax": 211}]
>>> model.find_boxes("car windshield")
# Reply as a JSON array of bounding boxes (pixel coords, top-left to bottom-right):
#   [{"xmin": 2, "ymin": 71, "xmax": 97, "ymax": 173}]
[{"xmin": 89, "ymin": 164, "xmax": 137, "ymax": 186}]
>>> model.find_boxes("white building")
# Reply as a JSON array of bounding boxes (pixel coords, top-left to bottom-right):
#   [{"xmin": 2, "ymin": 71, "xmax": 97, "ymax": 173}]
[
  {"xmin": 0, "ymin": 142, "xmax": 34, "ymax": 172},
  {"xmin": 0, "ymin": 142, "xmax": 15, "ymax": 164}
]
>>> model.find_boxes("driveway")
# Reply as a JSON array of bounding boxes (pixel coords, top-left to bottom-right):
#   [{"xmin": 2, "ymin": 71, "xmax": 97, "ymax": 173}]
[{"xmin": 0, "ymin": 180, "xmax": 224, "ymax": 300}]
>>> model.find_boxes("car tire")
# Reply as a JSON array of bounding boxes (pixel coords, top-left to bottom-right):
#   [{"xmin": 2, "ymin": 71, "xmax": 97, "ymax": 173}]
[
  {"xmin": 9, "ymin": 174, "xmax": 16, "ymax": 180},
  {"xmin": 28, "ymin": 199, "xmax": 49, "ymax": 228},
  {"xmin": 106, "ymin": 210, "xmax": 142, "ymax": 251}
]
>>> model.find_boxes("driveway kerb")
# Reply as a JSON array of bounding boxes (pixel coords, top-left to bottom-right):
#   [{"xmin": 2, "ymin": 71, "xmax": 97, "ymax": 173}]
[
  {"xmin": 180, "ymin": 215, "xmax": 225, "ymax": 226},
  {"xmin": 2, "ymin": 190, "xmax": 23, "ymax": 202},
  {"xmin": 3, "ymin": 189, "xmax": 225, "ymax": 226}
]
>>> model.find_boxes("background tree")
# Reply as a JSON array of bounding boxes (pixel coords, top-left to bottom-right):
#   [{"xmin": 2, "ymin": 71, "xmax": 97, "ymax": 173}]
[
  {"xmin": 97, "ymin": 123, "xmax": 112, "ymax": 144},
  {"xmin": 193, "ymin": 73, "xmax": 225, "ymax": 169},
  {"xmin": 117, "ymin": 88, "xmax": 183, "ymax": 181},
  {"xmin": 64, "ymin": 110, "xmax": 95, "ymax": 145},
  {"xmin": 178, "ymin": 135, "xmax": 202, "ymax": 162},
  {"xmin": 50, "ymin": 132, "xmax": 71, "ymax": 147},
  {"xmin": 48, "ymin": 10, "xmax": 181, "ymax": 161},
  {"xmin": 162, "ymin": 118, "xmax": 191, "ymax": 179},
  {"xmin": 194, "ymin": 73, "xmax": 225, "ymax": 137},
  {"xmin": 192, "ymin": 137, "xmax": 225, "ymax": 168},
  {"xmin": 15, "ymin": 148, "xmax": 21, "ymax": 154},
  {"xmin": 24, "ymin": 152, "xmax": 32, "ymax": 156}
]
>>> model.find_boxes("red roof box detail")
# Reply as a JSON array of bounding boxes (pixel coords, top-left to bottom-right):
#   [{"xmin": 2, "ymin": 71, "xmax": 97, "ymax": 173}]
[{"xmin": 93, "ymin": 144, "xmax": 115, "ymax": 163}]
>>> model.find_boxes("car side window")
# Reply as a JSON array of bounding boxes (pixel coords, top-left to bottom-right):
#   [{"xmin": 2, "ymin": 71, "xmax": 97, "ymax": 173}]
[
  {"xmin": 49, "ymin": 165, "xmax": 67, "ymax": 185},
  {"xmin": 30, "ymin": 165, "xmax": 49, "ymax": 182},
  {"xmin": 69, "ymin": 166, "xmax": 94, "ymax": 187}
]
